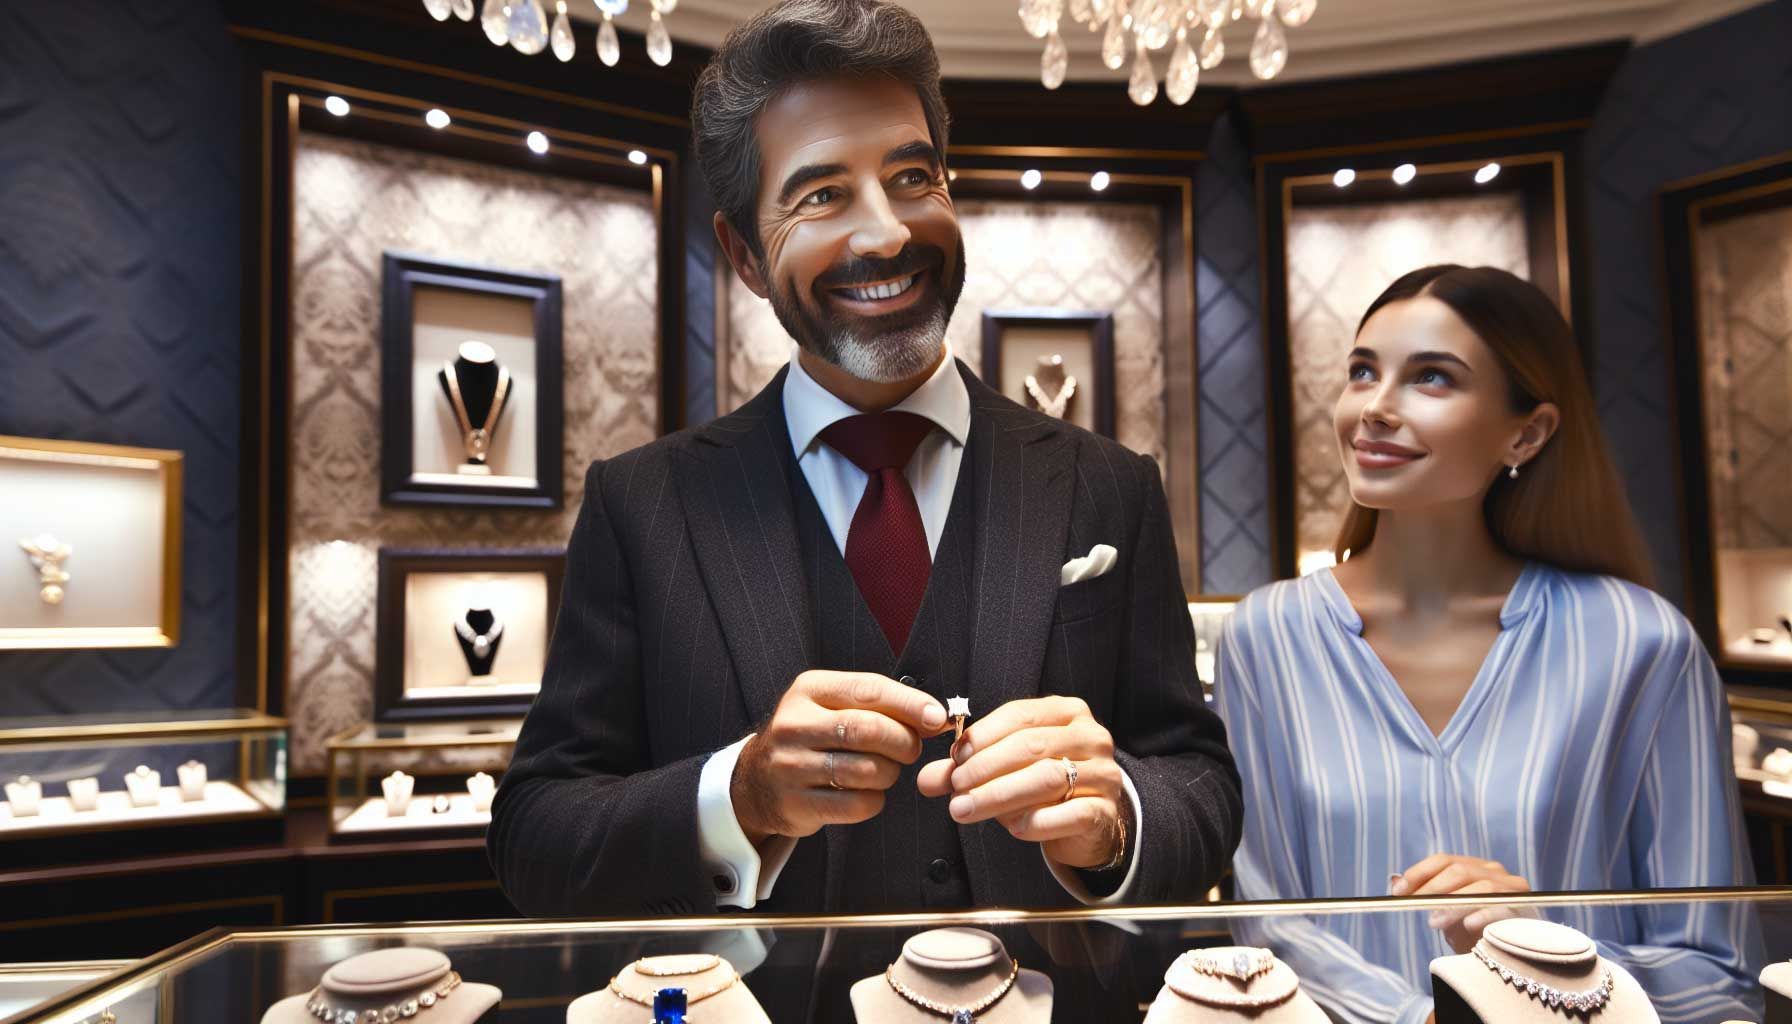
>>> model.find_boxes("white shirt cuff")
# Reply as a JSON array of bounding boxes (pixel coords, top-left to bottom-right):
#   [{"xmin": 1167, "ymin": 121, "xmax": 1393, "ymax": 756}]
[
  {"xmin": 696, "ymin": 734, "xmax": 798, "ymax": 909},
  {"xmin": 1044, "ymin": 766, "xmax": 1146, "ymax": 905}
]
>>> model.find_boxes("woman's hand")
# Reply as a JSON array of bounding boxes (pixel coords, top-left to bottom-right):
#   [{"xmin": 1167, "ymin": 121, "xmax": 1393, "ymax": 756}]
[{"xmin": 1393, "ymin": 853, "xmax": 1533, "ymax": 955}]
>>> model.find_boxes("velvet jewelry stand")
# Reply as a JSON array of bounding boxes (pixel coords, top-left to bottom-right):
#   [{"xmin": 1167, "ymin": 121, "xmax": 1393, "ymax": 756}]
[
  {"xmin": 568, "ymin": 954, "xmax": 770, "ymax": 1023},
  {"xmin": 1430, "ymin": 919, "xmax": 1655, "ymax": 1023},
  {"xmin": 1761, "ymin": 961, "xmax": 1792, "ymax": 1024},
  {"xmin": 261, "ymin": 948, "xmax": 501, "ymax": 1023},
  {"xmin": 1141, "ymin": 948, "xmax": 1328, "ymax": 1022},
  {"xmin": 850, "ymin": 928, "xmax": 1052, "ymax": 1022}
]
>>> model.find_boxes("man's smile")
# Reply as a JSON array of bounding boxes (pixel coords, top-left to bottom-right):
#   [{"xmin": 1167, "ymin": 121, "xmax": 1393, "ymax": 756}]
[{"xmin": 822, "ymin": 269, "xmax": 930, "ymax": 316}]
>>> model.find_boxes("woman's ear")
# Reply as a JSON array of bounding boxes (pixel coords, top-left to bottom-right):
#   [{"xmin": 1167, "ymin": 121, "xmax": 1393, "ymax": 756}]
[
  {"xmin": 1510, "ymin": 402, "xmax": 1561, "ymax": 468},
  {"xmin": 713, "ymin": 211, "xmax": 769, "ymax": 299}
]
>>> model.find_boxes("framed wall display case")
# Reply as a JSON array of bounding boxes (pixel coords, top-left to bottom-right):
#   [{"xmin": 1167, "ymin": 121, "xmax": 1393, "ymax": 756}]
[
  {"xmin": 325, "ymin": 720, "xmax": 518, "ymax": 841},
  {"xmin": 980, "ymin": 309, "xmax": 1118, "ymax": 438},
  {"xmin": 379, "ymin": 252, "xmax": 565, "ymax": 509},
  {"xmin": 0, "ymin": 710, "xmax": 286, "ymax": 869},
  {"xmin": 1661, "ymin": 153, "xmax": 1792, "ymax": 681},
  {"xmin": 373, "ymin": 549, "xmax": 565, "ymax": 722},
  {"xmin": 0, "ymin": 436, "xmax": 182, "ymax": 651}
]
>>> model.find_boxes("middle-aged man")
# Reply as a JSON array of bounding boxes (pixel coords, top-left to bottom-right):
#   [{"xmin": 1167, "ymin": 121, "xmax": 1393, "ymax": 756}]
[{"xmin": 488, "ymin": 0, "xmax": 1240, "ymax": 935}]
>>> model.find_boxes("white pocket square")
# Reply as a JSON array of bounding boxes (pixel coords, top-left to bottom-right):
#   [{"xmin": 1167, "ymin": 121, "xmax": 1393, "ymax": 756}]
[{"xmin": 1060, "ymin": 543, "xmax": 1118, "ymax": 586}]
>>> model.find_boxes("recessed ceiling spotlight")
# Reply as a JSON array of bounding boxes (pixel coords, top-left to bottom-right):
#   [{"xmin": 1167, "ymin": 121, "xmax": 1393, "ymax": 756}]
[
  {"xmin": 1475, "ymin": 162, "xmax": 1501, "ymax": 184},
  {"xmin": 1021, "ymin": 168, "xmax": 1043, "ymax": 190},
  {"xmin": 1090, "ymin": 171, "xmax": 1111, "ymax": 192},
  {"xmin": 324, "ymin": 95, "xmax": 350, "ymax": 117},
  {"xmin": 628, "ymin": 150, "xmax": 648, "ymax": 165},
  {"xmin": 1332, "ymin": 168, "xmax": 1356, "ymax": 188},
  {"xmin": 1392, "ymin": 163, "xmax": 1416, "ymax": 185},
  {"xmin": 526, "ymin": 131, "xmax": 549, "ymax": 154},
  {"xmin": 425, "ymin": 108, "xmax": 450, "ymax": 129}
]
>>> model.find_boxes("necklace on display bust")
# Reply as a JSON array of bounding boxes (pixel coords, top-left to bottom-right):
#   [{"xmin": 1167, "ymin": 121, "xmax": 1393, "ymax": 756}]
[
  {"xmin": 1022, "ymin": 373, "xmax": 1076, "ymax": 419},
  {"xmin": 606, "ymin": 963, "xmax": 740, "ymax": 1023},
  {"xmin": 883, "ymin": 957, "xmax": 1019, "ymax": 1023},
  {"xmin": 305, "ymin": 970, "xmax": 461, "ymax": 1023},
  {"xmin": 442, "ymin": 358, "xmax": 511, "ymax": 466},
  {"xmin": 1164, "ymin": 949, "xmax": 1299, "ymax": 1011},
  {"xmin": 1471, "ymin": 943, "xmax": 1613, "ymax": 1014},
  {"xmin": 453, "ymin": 611, "xmax": 504, "ymax": 661}
]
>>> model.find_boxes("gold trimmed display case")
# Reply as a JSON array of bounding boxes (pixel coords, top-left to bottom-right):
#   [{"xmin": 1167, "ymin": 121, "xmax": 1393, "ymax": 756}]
[
  {"xmin": 0, "ymin": 711, "xmax": 286, "ymax": 869},
  {"xmin": 6, "ymin": 889, "xmax": 1791, "ymax": 1023},
  {"xmin": 324, "ymin": 720, "xmax": 517, "ymax": 842}
]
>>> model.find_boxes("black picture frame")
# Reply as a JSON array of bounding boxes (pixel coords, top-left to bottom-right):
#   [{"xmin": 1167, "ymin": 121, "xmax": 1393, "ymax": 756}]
[
  {"xmin": 1658, "ymin": 152, "xmax": 1792, "ymax": 685},
  {"xmin": 374, "ymin": 548, "xmax": 566, "ymax": 722},
  {"xmin": 980, "ymin": 309, "xmax": 1117, "ymax": 438},
  {"xmin": 379, "ymin": 252, "xmax": 565, "ymax": 509}
]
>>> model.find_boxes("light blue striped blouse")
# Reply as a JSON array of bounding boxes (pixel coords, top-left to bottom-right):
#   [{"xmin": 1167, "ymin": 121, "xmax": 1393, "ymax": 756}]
[{"xmin": 1214, "ymin": 562, "xmax": 1763, "ymax": 1024}]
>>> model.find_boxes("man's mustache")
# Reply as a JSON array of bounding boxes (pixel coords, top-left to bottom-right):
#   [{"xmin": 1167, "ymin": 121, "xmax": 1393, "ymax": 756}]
[{"xmin": 813, "ymin": 245, "xmax": 944, "ymax": 290}]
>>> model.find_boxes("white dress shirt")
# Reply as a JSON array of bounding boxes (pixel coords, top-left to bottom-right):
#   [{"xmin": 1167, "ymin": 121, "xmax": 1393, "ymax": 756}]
[{"xmin": 695, "ymin": 345, "xmax": 1144, "ymax": 909}]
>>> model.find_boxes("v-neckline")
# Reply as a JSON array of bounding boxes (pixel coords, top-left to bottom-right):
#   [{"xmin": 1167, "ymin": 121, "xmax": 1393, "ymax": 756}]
[{"xmin": 1315, "ymin": 562, "xmax": 1541, "ymax": 753}]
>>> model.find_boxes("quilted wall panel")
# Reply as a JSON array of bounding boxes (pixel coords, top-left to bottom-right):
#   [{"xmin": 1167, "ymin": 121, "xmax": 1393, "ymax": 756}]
[{"xmin": 0, "ymin": 0, "xmax": 242, "ymax": 715}]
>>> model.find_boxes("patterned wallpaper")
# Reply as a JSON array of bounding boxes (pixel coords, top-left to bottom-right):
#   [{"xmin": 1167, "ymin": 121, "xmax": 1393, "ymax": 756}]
[
  {"xmin": 0, "ymin": 0, "xmax": 242, "ymax": 715},
  {"xmin": 287, "ymin": 134, "xmax": 658, "ymax": 772},
  {"xmin": 721, "ymin": 199, "xmax": 1169, "ymax": 469},
  {"xmin": 1284, "ymin": 194, "xmax": 1530, "ymax": 566},
  {"xmin": 1697, "ymin": 203, "xmax": 1792, "ymax": 550}
]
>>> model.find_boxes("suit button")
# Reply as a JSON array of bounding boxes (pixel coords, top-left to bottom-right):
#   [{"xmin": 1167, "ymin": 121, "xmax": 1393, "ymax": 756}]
[
  {"xmin": 900, "ymin": 675, "xmax": 918, "ymax": 688},
  {"xmin": 928, "ymin": 857, "xmax": 951, "ymax": 883}
]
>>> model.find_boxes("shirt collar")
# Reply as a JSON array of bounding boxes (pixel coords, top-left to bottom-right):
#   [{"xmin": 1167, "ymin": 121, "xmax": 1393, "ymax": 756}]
[{"xmin": 782, "ymin": 344, "xmax": 971, "ymax": 458}]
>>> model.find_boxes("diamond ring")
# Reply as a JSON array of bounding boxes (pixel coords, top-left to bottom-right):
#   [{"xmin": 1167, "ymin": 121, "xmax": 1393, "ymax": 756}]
[{"xmin": 1059, "ymin": 757, "xmax": 1079, "ymax": 803}]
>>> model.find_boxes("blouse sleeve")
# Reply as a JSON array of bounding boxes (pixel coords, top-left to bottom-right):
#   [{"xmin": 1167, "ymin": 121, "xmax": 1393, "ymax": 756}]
[
  {"xmin": 1599, "ymin": 606, "xmax": 1764, "ymax": 1023},
  {"xmin": 1213, "ymin": 607, "xmax": 1435, "ymax": 1024}
]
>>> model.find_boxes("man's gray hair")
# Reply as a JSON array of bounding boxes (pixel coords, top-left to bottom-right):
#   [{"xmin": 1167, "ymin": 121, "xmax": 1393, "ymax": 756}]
[{"xmin": 691, "ymin": 0, "xmax": 951, "ymax": 256}]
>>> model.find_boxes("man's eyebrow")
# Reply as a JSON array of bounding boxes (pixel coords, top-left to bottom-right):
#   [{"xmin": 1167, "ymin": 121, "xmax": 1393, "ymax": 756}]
[
  {"xmin": 883, "ymin": 140, "xmax": 940, "ymax": 170},
  {"xmin": 776, "ymin": 162, "xmax": 847, "ymax": 207}
]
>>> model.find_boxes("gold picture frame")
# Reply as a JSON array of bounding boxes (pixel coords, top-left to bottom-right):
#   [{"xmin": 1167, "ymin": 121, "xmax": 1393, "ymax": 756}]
[{"xmin": 0, "ymin": 436, "xmax": 182, "ymax": 651}]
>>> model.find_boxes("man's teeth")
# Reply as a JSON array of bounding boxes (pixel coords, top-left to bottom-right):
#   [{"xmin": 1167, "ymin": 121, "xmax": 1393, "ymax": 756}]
[{"xmin": 843, "ymin": 274, "xmax": 919, "ymax": 302}]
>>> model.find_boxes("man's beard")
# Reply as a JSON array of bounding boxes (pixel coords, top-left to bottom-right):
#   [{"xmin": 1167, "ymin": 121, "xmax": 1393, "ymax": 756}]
[{"xmin": 764, "ymin": 241, "xmax": 965, "ymax": 384}]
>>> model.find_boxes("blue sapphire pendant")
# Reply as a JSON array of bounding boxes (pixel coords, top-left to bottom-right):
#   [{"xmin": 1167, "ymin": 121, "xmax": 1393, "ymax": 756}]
[
  {"xmin": 652, "ymin": 986, "xmax": 688, "ymax": 1023},
  {"xmin": 951, "ymin": 1011, "xmax": 974, "ymax": 1024}
]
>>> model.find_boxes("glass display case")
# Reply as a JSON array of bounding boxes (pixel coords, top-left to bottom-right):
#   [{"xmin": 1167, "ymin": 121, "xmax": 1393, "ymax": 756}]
[
  {"xmin": 0, "ymin": 963, "xmax": 130, "ymax": 1021},
  {"xmin": 325, "ymin": 720, "xmax": 518, "ymax": 839},
  {"xmin": 6, "ymin": 890, "xmax": 1790, "ymax": 1024},
  {"xmin": 0, "ymin": 710, "xmax": 286, "ymax": 865}
]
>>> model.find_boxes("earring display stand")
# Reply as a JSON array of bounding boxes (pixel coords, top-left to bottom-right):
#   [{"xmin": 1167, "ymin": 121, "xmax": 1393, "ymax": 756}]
[{"xmin": 849, "ymin": 928, "xmax": 1051, "ymax": 1023}]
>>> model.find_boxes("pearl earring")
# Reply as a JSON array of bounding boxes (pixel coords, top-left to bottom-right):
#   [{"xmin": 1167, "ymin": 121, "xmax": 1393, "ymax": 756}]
[{"xmin": 1508, "ymin": 464, "xmax": 1520, "ymax": 480}]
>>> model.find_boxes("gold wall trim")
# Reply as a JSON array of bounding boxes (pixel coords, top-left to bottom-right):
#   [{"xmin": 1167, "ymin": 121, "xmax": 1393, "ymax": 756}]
[
  {"xmin": 0, "ymin": 713, "xmax": 286, "ymax": 746},
  {"xmin": 949, "ymin": 144, "xmax": 1204, "ymax": 161},
  {"xmin": 1661, "ymin": 150, "xmax": 1792, "ymax": 194},
  {"xmin": 230, "ymin": 25, "xmax": 686, "ymax": 129},
  {"xmin": 322, "ymin": 880, "xmax": 502, "ymax": 923},
  {"xmin": 1255, "ymin": 120, "xmax": 1591, "ymax": 166},
  {"xmin": 0, "ymin": 896, "xmax": 282, "ymax": 934}
]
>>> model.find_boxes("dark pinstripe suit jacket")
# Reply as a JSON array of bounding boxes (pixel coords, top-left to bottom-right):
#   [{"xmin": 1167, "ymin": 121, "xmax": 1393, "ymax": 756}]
[{"xmin": 488, "ymin": 360, "xmax": 1241, "ymax": 919}]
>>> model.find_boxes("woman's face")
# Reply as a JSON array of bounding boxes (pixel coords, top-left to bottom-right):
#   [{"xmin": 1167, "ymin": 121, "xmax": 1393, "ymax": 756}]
[{"xmin": 1334, "ymin": 295, "xmax": 1552, "ymax": 514}]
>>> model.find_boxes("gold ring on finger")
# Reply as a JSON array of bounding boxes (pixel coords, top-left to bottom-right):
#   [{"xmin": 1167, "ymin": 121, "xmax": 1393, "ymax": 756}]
[
  {"xmin": 826, "ymin": 751, "xmax": 844, "ymax": 790},
  {"xmin": 1059, "ymin": 757, "xmax": 1078, "ymax": 803}
]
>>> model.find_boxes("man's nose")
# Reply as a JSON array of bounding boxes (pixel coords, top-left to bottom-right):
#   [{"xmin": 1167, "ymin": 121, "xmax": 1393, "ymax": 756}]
[{"xmin": 848, "ymin": 187, "xmax": 911, "ymax": 260}]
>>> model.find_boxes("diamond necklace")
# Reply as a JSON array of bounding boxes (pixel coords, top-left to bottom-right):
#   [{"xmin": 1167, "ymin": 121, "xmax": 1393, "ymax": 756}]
[
  {"xmin": 453, "ymin": 613, "xmax": 504, "ymax": 660},
  {"xmin": 442, "ymin": 360, "xmax": 511, "ymax": 464},
  {"xmin": 1022, "ymin": 373, "xmax": 1076, "ymax": 419},
  {"xmin": 1472, "ymin": 943, "xmax": 1614, "ymax": 1014},
  {"xmin": 883, "ymin": 958, "xmax": 1019, "ymax": 1023},
  {"xmin": 305, "ymin": 970, "xmax": 460, "ymax": 1023},
  {"xmin": 606, "ymin": 966, "xmax": 740, "ymax": 1012}
]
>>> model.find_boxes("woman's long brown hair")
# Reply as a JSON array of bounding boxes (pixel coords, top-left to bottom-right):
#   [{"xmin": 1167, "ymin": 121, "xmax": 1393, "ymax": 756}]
[{"xmin": 1332, "ymin": 265, "xmax": 1654, "ymax": 587}]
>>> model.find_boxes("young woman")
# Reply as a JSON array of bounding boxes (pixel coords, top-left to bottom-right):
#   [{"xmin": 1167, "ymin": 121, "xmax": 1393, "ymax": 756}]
[{"xmin": 1215, "ymin": 265, "xmax": 1760, "ymax": 1024}]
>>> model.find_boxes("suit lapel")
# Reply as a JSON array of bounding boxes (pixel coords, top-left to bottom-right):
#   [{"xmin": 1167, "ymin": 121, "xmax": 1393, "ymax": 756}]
[{"xmin": 673, "ymin": 367, "xmax": 815, "ymax": 726}]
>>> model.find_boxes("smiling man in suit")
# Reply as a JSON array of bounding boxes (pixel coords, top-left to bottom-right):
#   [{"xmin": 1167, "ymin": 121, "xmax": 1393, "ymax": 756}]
[{"xmin": 488, "ymin": 0, "xmax": 1240, "ymax": 925}]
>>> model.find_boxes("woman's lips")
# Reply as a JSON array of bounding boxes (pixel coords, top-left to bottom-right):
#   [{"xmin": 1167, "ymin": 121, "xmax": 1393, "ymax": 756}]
[{"xmin": 1352, "ymin": 439, "xmax": 1425, "ymax": 469}]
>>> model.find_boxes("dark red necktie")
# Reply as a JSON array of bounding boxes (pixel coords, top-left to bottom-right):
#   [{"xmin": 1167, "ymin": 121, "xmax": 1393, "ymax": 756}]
[{"xmin": 818, "ymin": 411, "xmax": 937, "ymax": 653}]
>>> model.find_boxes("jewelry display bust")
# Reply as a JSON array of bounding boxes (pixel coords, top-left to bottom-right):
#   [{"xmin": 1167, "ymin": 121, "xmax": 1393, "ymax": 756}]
[
  {"xmin": 453, "ymin": 608, "xmax": 504, "ymax": 677},
  {"xmin": 850, "ymin": 928, "xmax": 1051, "ymax": 1023},
  {"xmin": 382, "ymin": 771, "xmax": 416, "ymax": 817},
  {"xmin": 66, "ymin": 776, "xmax": 100, "ymax": 812},
  {"xmin": 259, "ymin": 947, "xmax": 501, "ymax": 1024},
  {"xmin": 568, "ymin": 953, "xmax": 770, "ymax": 1023},
  {"xmin": 437, "ymin": 341, "xmax": 512, "ymax": 475},
  {"xmin": 1431, "ymin": 919, "xmax": 1656, "ymax": 1023},
  {"xmin": 1759, "ymin": 960, "xmax": 1792, "ymax": 1022},
  {"xmin": 123, "ymin": 765, "xmax": 162, "ymax": 808},
  {"xmin": 1143, "ymin": 947, "xmax": 1327, "ymax": 1022},
  {"xmin": 4, "ymin": 775, "xmax": 42, "ymax": 818},
  {"xmin": 1022, "ymin": 354, "xmax": 1077, "ymax": 421}
]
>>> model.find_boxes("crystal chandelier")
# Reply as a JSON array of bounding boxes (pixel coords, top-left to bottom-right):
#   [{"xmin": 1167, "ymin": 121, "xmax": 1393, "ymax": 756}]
[
  {"xmin": 422, "ymin": 0, "xmax": 677, "ymax": 68},
  {"xmin": 1023, "ymin": 0, "xmax": 1316, "ymax": 105}
]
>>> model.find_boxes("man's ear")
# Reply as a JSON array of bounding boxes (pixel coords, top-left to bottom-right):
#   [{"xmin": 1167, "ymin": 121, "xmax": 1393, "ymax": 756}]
[{"xmin": 713, "ymin": 211, "xmax": 769, "ymax": 299}]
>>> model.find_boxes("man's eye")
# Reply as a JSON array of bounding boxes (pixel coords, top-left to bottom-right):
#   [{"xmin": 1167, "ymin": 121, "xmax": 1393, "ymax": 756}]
[
  {"xmin": 893, "ymin": 169, "xmax": 931, "ymax": 188},
  {"xmin": 802, "ymin": 187, "xmax": 841, "ymax": 208}
]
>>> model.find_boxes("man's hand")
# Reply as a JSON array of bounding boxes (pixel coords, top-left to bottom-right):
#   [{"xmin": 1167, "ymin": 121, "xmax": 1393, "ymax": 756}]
[
  {"xmin": 1393, "ymin": 853, "xmax": 1533, "ymax": 954},
  {"xmin": 731, "ymin": 671, "xmax": 948, "ymax": 845},
  {"xmin": 916, "ymin": 695, "xmax": 1128, "ymax": 871}
]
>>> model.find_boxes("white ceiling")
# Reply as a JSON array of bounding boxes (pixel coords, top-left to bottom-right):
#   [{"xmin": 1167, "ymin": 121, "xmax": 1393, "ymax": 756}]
[{"xmin": 600, "ymin": 0, "xmax": 1771, "ymax": 85}]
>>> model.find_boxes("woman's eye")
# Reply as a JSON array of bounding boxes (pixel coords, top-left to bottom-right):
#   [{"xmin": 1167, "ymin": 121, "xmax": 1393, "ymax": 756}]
[
  {"xmin": 802, "ymin": 187, "xmax": 841, "ymax": 208},
  {"xmin": 1415, "ymin": 368, "xmax": 1453, "ymax": 387},
  {"xmin": 1347, "ymin": 363, "xmax": 1374, "ymax": 382}
]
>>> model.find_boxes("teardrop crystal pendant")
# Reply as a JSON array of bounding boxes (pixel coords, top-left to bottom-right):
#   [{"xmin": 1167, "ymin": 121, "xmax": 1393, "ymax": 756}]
[
  {"xmin": 596, "ymin": 14, "xmax": 620, "ymax": 65},
  {"xmin": 1198, "ymin": 25, "xmax": 1224, "ymax": 68},
  {"xmin": 1100, "ymin": 15, "xmax": 1127, "ymax": 69},
  {"xmin": 1249, "ymin": 13, "xmax": 1287, "ymax": 79},
  {"xmin": 1019, "ymin": 0, "xmax": 1061, "ymax": 41},
  {"xmin": 451, "ymin": 0, "xmax": 474, "ymax": 19},
  {"xmin": 646, "ymin": 10, "xmax": 672, "ymax": 66},
  {"xmin": 550, "ymin": 3, "xmax": 575, "ymax": 60},
  {"xmin": 1243, "ymin": 0, "xmax": 1272, "ymax": 17},
  {"xmin": 1068, "ymin": 0, "xmax": 1092, "ymax": 26},
  {"xmin": 1166, "ymin": 28, "xmax": 1198, "ymax": 104},
  {"xmin": 1088, "ymin": 0, "xmax": 1111, "ymax": 26},
  {"xmin": 1130, "ymin": 0, "xmax": 1172, "ymax": 48},
  {"xmin": 508, "ymin": 0, "xmax": 550, "ymax": 54},
  {"xmin": 595, "ymin": 0, "xmax": 628, "ymax": 15},
  {"xmin": 480, "ymin": 0, "xmax": 509, "ymax": 45},
  {"xmin": 1280, "ymin": 0, "xmax": 1315, "ymax": 26},
  {"xmin": 422, "ymin": 0, "xmax": 453, "ymax": 21},
  {"xmin": 651, "ymin": 0, "xmax": 678, "ymax": 13},
  {"xmin": 1041, "ymin": 30, "xmax": 1068, "ymax": 89},
  {"xmin": 1128, "ymin": 43, "xmax": 1158, "ymax": 105}
]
